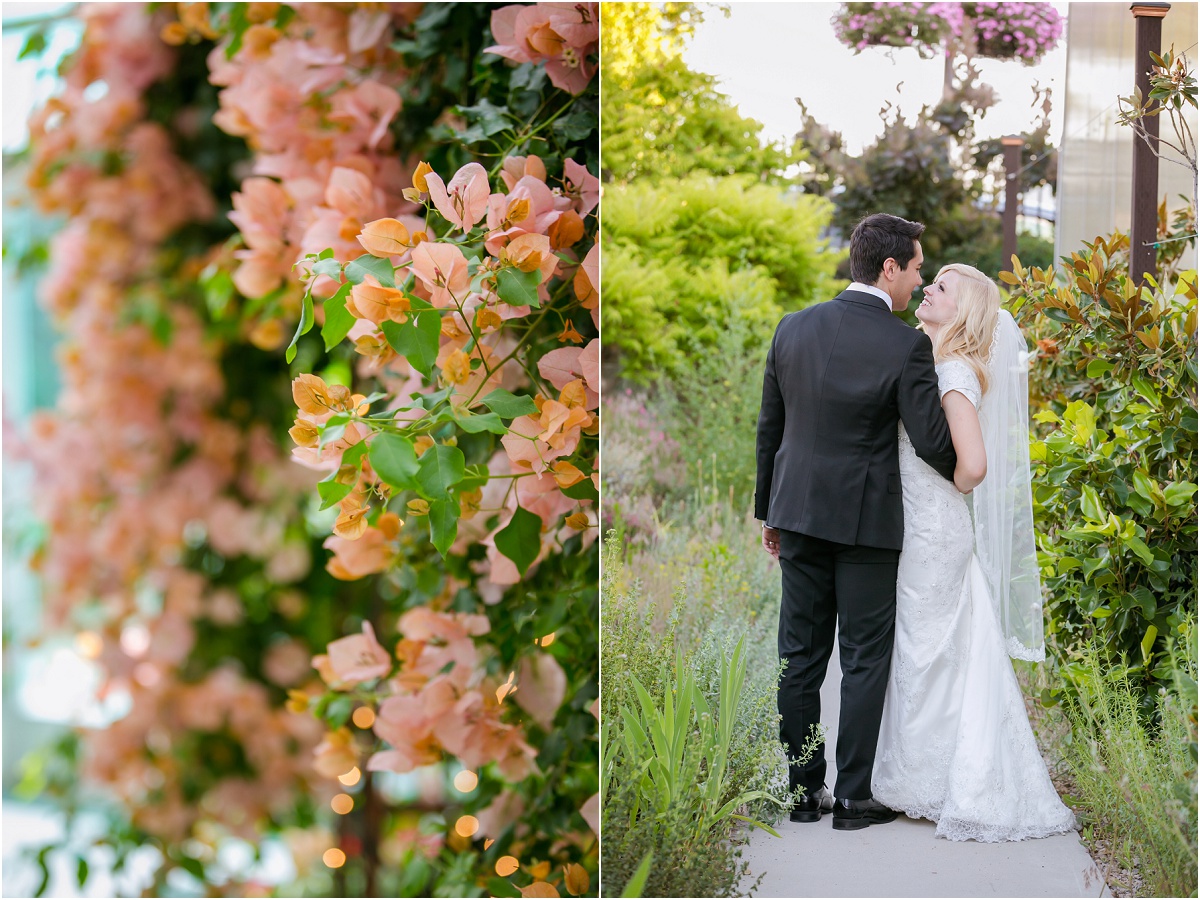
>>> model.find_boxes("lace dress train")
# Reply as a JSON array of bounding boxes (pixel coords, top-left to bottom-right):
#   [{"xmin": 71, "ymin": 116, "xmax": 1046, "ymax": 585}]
[{"xmin": 871, "ymin": 360, "xmax": 1076, "ymax": 842}]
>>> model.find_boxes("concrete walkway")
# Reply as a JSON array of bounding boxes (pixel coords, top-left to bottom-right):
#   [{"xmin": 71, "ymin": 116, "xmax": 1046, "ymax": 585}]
[{"xmin": 738, "ymin": 645, "xmax": 1110, "ymax": 898}]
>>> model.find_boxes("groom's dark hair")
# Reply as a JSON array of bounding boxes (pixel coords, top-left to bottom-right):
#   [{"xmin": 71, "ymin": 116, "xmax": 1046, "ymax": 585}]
[{"xmin": 848, "ymin": 213, "xmax": 925, "ymax": 284}]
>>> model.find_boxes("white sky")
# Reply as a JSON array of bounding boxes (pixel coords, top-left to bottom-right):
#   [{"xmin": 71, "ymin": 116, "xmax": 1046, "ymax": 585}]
[{"xmin": 683, "ymin": 1, "xmax": 1071, "ymax": 155}]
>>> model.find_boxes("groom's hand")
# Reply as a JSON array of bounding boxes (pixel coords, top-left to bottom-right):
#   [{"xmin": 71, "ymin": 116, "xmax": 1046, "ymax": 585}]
[{"xmin": 761, "ymin": 525, "xmax": 780, "ymax": 560}]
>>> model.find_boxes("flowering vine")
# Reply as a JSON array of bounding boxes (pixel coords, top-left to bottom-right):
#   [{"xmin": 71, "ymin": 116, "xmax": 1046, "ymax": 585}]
[{"xmin": 12, "ymin": 2, "xmax": 599, "ymax": 897}]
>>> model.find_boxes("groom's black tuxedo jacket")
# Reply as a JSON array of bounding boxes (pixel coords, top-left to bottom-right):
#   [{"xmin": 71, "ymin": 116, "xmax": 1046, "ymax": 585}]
[{"xmin": 755, "ymin": 289, "xmax": 957, "ymax": 551}]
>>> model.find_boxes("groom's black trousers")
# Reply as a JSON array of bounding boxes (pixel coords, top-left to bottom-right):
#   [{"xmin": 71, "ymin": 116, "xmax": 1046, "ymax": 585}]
[{"xmin": 777, "ymin": 529, "xmax": 899, "ymax": 802}]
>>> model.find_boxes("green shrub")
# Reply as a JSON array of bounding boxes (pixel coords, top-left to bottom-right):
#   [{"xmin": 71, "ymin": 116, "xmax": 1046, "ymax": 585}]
[
  {"xmin": 1007, "ymin": 237, "xmax": 1197, "ymax": 703},
  {"xmin": 1054, "ymin": 630, "xmax": 1197, "ymax": 897},
  {"xmin": 603, "ymin": 174, "xmax": 839, "ymax": 381},
  {"xmin": 600, "ymin": 529, "xmax": 793, "ymax": 898}
]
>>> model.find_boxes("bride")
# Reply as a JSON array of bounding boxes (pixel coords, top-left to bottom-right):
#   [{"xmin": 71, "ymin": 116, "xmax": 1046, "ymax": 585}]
[{"xmin": 871, "ymin": 263, "xmax": 1077, "ymax": 842}]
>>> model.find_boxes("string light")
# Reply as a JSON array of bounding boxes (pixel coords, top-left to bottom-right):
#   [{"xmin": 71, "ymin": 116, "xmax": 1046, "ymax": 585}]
[
  {"xmin": 351, "ymin": 706, "xmax": 375, "ymax": 729},
  {"xmin": 454, "ymin": 815, "xmax": 479, "ymax": 838},
  {"xmin": 453, "ymin": 770, "xmax": 478, "ymax": 793},
  {"xmin": 338, "ymin": 766, "xmax": 361, "ymax": 787},
  {"xmin": 331, "ymin": 793, "xmax": 354, "ymax": 815},
  {"xmin": 323, "ymin": 848, "xmax": 346, "ymax": 868}
]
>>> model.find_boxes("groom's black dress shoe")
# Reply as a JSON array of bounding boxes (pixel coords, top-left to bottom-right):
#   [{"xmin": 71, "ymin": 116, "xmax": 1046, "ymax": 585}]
[
  {"xmin": 831, "ymin": 797, "xmax": 899, "ymax": 831},
  {"xmin": 790, "ymin": 786, "xmax": 833, "ymax": 823}
]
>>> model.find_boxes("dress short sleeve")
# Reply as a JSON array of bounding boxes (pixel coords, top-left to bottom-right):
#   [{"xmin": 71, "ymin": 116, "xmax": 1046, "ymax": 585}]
[{"xmin": 936, "ymin": 358, "xmax": 981, "ymax": 408}]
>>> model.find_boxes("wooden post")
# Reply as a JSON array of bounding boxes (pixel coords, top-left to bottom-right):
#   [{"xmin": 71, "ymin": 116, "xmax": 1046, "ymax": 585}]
[
  {"xmin": 1001, "ymin": 135, "xmax": 1023, "ymax": 273},
  {"xmin": 1129, "ymin": 2, "xmax": 1170, "ymax": 285}
]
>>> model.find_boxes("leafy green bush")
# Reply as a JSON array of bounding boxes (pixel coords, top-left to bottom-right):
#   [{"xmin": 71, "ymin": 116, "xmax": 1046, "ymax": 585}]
[
  {"xmin": 1006, "ymin": 236, "xmax": 1197, "ymax": 702},
  {"xmin": 603, "ymin": 174, "xmax": 839, "ymax": 381}
]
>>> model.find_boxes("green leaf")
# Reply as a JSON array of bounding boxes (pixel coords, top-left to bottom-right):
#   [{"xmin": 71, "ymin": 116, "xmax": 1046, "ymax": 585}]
[
  {"xmin": 1078, "ymin": 484, "xmax": 1106, "ymax": 522},
  {"xmin": 311, "ymin": 257, "xmax": 344, "ymax": 279},
  {"xmin": 224, "ymin": 2, "xmax": 249, "ymax": 58},
  {"xmin": 1045, "ymin": 307, "xmax": 1074, "ymax": 324},
  {"xmin": 322, "ymin": 283, "xmax": 355, "ymax": 351},
  {"xmin": 620, "ymin": 851, "xmax": 654, "ymax": 898},
  {"xmin": 481, "ymin": 388, "xmax": 539, "ymax": 419},
  {"xmin": 1163, "ymin": 481, "xmax": 1198, "ymax": 506},
  {"xmin": 1132, "ymin": 470, "xmax": 1157, "ymax": 500},
  {"xmin": 563, "ymin": 477, "xmax": 599, "ymax": 502},
  {"xmin": 381, "ymin": 312, "xmax": 441, "ymax": 378},
  {"xmin": 428, "ymin": 498, "xmax": 460, "ymax": 557},
  {"xmin": 494, "ymin": 505, "xmax": 543, "ymax": 575},
  {"xmin": 317, "ymin": 478, "xmax": 354, "ymax": 511},
  {"xmin": 342, "ymin": 439, "xmax": 369, "ymax": 470},
  {"xmin": 178, "ymin": 855, "xmax": 205, "ymax": 882},
  {"xmin": 318, "ymin": 414, "xmax": 349, "ymax": 450},
  {"xmin": 1085, "ymin": 358, "xmax": 1113, "ymax": 378},
  {"xmin": 286, "ymin": 289, "xmax": 315, "ymax": 364},
  {"xmin": 1121, "ymin": 534, "xmax": 1155, "ymax": 566},
  {"xmin": 369, "ymin": 434, "xmax": 420, "ymax": 490},
  {"xmin": 18, "ymin": 31, "xmax": 47, "ymax": 61},
  {"xmin": 345, "ymin": 254, "xmax": 396, "ymax": 288},
  {"xmin": 454, "ymin": 411, "xmax": 508, "ymax": 434},
  {"xmin": 416, "ymin": 444, "xmax": 465, "ymax": 498},
  {"xmin": 1130, "ymin": 373, "xmax": 1160, "ymax": 405},
  {"xmin": 495, "ymin": 266, "xmax": 542, "ymax": 308},
  {"xmin": 1140, "ymin": 624, "xmax": 1158, "ymax": 662},
  {"xmin": 487, "ymin": 878, "xmax": 523, "ymax": 899},
  {"xmin": 1063, "ymin": 400, "xmax": 1096, "ymax": 445},
  {"xmin": 76, "ymin": 856, "xmax": 88, "ymax": 889},
  {"xmin": 1131, "ymin": 585, "xmax": 1157, "ymax": 619}
]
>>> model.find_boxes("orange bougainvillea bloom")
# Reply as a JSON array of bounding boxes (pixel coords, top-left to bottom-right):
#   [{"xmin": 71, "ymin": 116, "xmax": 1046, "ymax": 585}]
[
  {"xmin": 551, "ymin": 461, "xmax": 585, "ymax": 488},
  {"xmin": 547, "ymin": 209, "xmax": 584, "ymax": 250},
  {"xmin": 357, "ymin": 217, "xmax": 411, "ymax": 257},
  {"xmin": 443, "ymin": 348, "xmax": 472, "ymax": 385},
  {"xmin": 292, "ymin": 373, "xmax": 348, "ymax": 415},
  {"xmin": 412, "ymin": 160, "xmax": 434, "ymax": 193},
  {"xmin": 349, "ymin": 279, "xmax": 410, "ymax": 325}
]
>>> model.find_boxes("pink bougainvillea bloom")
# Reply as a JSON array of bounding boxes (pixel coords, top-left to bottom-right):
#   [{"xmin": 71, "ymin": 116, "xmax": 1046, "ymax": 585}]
[
  {"xmin": 498, "ymin": 154, "xmax": 548, "ymax": 192},
  {"xmin": 563, "ymin": 159, "xmax": 599, "ymax": 216},
  {"xmin": 515, "ymin": 652, "xmax": 567, "ymax": 729},
  {"xmin": 324, "ymin": 526, "xmax": 394, "ymax": 580},
  {"xmin": 580, "ymin": 792, "xmax": 599, "ymax": 835},
  {"xmin": 369, "ymin": 694, "xmax": 440, "ymax": 773},
  {"xmin": 538, "ymin": 346, "xmax": 584, "ymax": 391},
  {"xmin": 425, "ymin": 162, "xmax": 490, "ymax": 232},
  {"xmin": 325, "ymin": 621, "xmax": 391, "ymax": 684},
  {"xmin": 411, "ymin": 239, "xmax": 471, "ymax": 307},
  {"xmin": 579, "ymin": 338, "xmax": 599, "ymax": 402},
  {"xmin": 324, "ymin": 165, "xmax": 378, "ymax": 219}
]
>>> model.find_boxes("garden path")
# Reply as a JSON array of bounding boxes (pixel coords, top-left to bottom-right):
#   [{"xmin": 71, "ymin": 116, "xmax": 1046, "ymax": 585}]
[{"xmin": 737, "ymin": 635, "xmax": 1111, "ymax": 898}]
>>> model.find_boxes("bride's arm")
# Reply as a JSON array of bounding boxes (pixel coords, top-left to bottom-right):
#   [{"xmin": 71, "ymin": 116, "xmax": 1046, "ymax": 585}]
[{"xmin": 942, "ymin": 390, "xmax": 986, "ymax": 493}]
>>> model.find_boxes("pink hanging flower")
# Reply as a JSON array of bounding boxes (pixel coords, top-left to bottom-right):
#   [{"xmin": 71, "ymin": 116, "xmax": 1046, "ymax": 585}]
[
  {"xmin": 425, "ymin": 162, "xmax": 490, "ymax": 232},
  {"xmin": 321, "ymin": 621, "xmax": 391, "ymax": 685}
]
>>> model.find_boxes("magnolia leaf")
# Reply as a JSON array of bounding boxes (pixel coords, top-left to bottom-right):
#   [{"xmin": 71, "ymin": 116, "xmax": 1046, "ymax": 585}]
[
  {"xmin": 344, "ymin": 254, "xmax": 396, "ymax": 288},
  {"xmin": 495, "ymin": 266, "xmax": 541, "ymax": 308},
  {"xmin": 381, "ymin": 312, "xmax": 440, "ymax": 378},
  {"xmin": 428, "ymin": 498, "xmax": 459, "ymax": 557},
  {"xmin": 1163, "ymin": 481, "xmax": 1198, "ymax": 507},
  {"xmin": 495, "ymin": 505, "xmax": 542, "ymax": 575},
  {"xmin": 1141, "ymin": 624, "xmax": 1159, "ymax": 662},
  {"xmin": 488, "ymin": 879, "xmax": 523, "ymax": 899},
  {"xmin": 285, "ymin": 289, "xmax": 316, "ymax": 364},
  {"xmin": 1122, "ymin": 534, "xmax": 1155, "ymax": 566},
  {"xmin": 416, "ymin": 444, "xmax": 465, "ymax": 498},
  {"xmin": 322, "ymin": 283, "xmax": 355, "ymax": 351},
  {"xmin": 1079, "ymin": 483, "xmax": 1107, "ymax": 522},
  {"xmin": 481, "ymin": 388, "xmax": 539, "ymax": 419},
  {"xmin": 369, "ymin": 433, "xmax": 419, "ymax": 490}
]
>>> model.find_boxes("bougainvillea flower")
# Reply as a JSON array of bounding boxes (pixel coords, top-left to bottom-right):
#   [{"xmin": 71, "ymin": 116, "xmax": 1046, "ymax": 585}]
[
  {"xmin": 313, "ymin": 727, "xmax": 358, "ymax": 778},
  {"xmin": 563, "ymin": 159, "xmax": 599, "ymax": 216},
  {"xmin": 369, "ymin": 695, "xmax": 440, "ymax": 773},
  {"xmin": 485, "ymin": 3, "xmax": 598, "ymax": 95},
  {"xmin": 410, "ymin": 239, "xmax": 471, "ymax": 307},
  {"xmin": 325, "ymin": 621, "xmax": 391, "ymax": 684},
  {"xmin": 579, "ymin": 338, "xmax": 599, "ymax": 401},
  {"xmin": 498, "ymin": 154, "xmax": 547, "ymax": 192},
  {"xmin": 349, "ymin": 278, "xmax": 410, "ymax": 325},
  {"xmin": 357, "ymin": 217, "xmax": 410, "ymax": 257},
  {"xmin": 425, "ymin": 162, "xmax": 490, "ymax": 232}
]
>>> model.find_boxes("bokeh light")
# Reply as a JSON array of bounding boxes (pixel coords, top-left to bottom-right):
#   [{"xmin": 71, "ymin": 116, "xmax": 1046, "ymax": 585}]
[
  {"xmin": 496, "ymin": 855, "xmax": 519, "ymax": 876},
  {"xmin": 331, "ymin": 793, "xmax": 354, "ymax": 815},
  {"xmin": 454, "ymin": 815, "xmax": 479, "ymax": 837},
  {"xmin": 337, "ymin": 766, "xmax": 361, "ymax": 787},
  {"xmin": 322, "ymin": 848, "xmax": 346, "ymax": 869},
  {"xmin": 453, "ymin": 770, "xmax": 478, "ymax": 793},
  {"xmin": 351, "ymin": 706, "xmax": 375, "ymax": 729}
]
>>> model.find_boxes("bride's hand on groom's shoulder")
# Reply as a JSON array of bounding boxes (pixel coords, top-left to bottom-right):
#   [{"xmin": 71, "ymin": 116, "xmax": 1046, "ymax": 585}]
[{"xmin": 761, "ymin": 524, "xmax": 780, "ymax": 560}]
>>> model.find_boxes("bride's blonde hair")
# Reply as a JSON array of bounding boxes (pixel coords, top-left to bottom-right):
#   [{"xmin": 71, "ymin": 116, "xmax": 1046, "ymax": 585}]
[{"xmin": 926, "ymin": 263, "xmax": 1000, "ymax": 396}]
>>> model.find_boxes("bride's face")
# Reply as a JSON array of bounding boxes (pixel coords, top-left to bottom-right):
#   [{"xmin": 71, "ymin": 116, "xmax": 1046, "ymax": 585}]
[{"xmin": 916, "ymin": 272, "xmax": 959, "ymax": 327}]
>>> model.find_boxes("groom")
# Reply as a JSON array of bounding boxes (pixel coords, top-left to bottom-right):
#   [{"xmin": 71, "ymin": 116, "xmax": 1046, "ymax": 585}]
[{"xmin": 755, "ymin": 213, "xmax": 958, "ymax": 830}]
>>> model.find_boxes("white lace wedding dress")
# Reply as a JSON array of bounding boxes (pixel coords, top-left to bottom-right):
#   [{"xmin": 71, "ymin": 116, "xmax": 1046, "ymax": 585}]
[{"xmin": 871, "ymin": 359, "xmax": 1077, "ymax": 842}]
